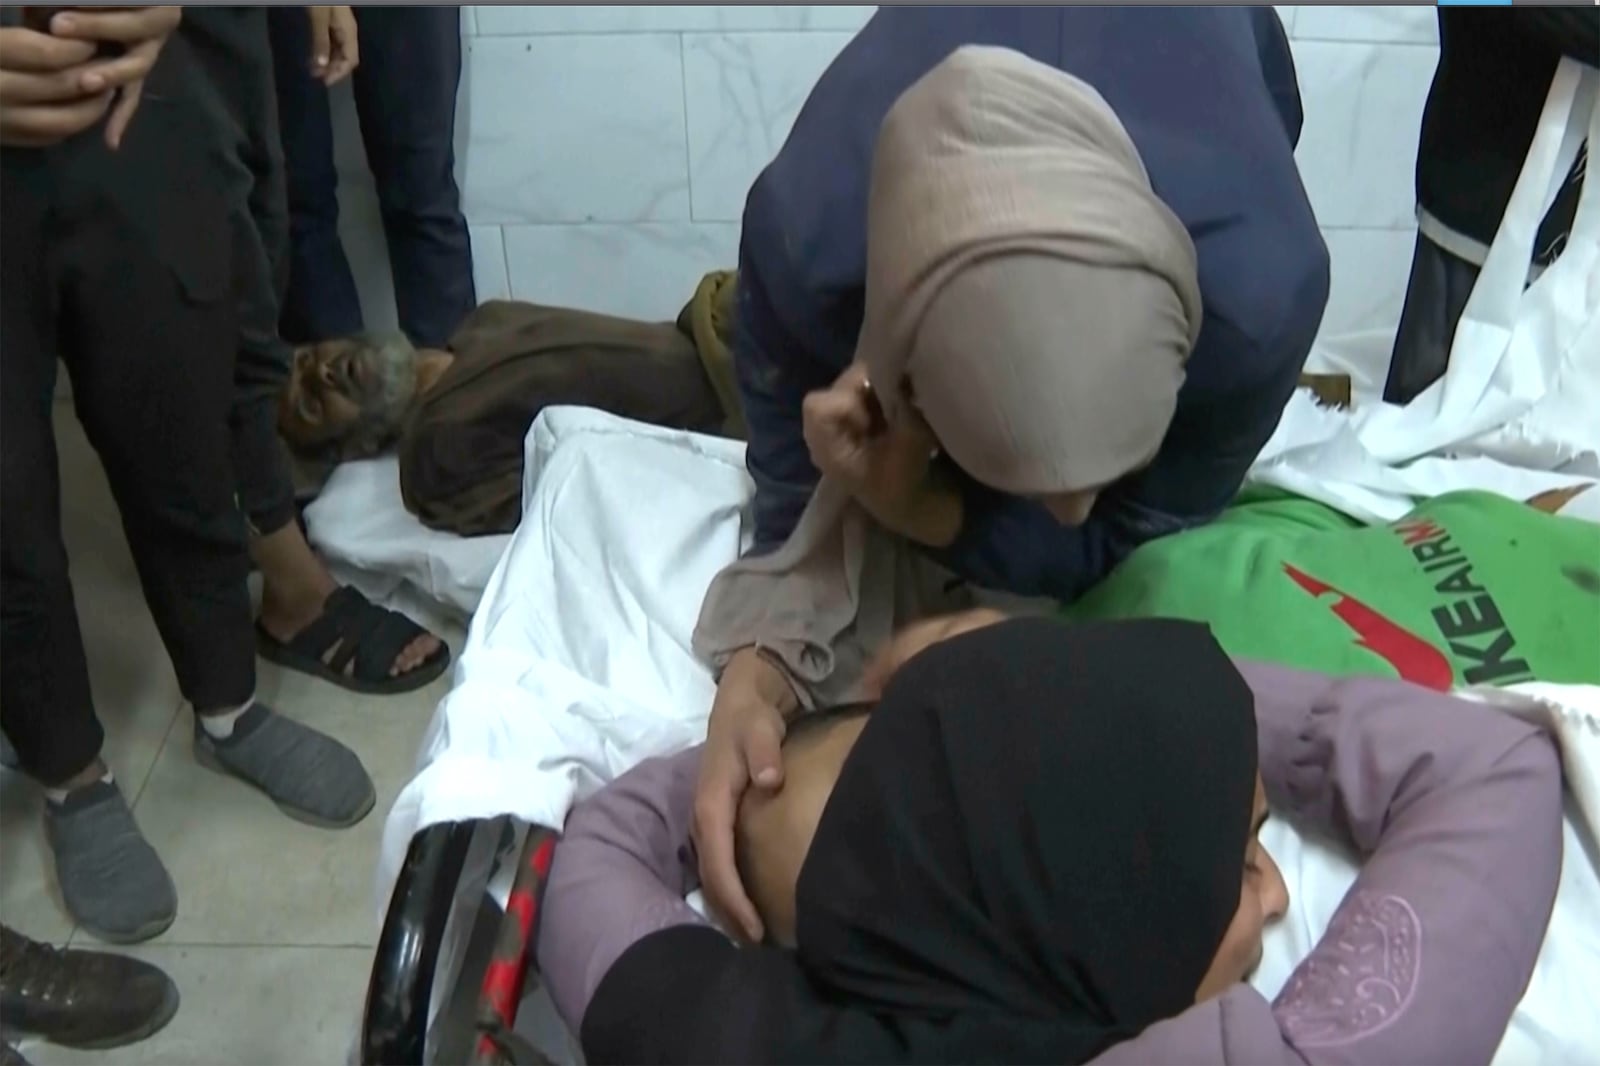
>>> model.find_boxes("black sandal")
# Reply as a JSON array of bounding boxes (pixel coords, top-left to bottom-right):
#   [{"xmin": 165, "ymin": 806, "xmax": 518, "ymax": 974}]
[{"xmin": 256, "ymin": 586, "xmax": 451, "ymax": 695}]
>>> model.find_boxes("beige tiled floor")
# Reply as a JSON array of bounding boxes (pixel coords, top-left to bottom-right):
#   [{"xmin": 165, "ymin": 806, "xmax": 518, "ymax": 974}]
[{"xmin": 2, "ymin": 406, "xmax": 455, "ymax": 1065}]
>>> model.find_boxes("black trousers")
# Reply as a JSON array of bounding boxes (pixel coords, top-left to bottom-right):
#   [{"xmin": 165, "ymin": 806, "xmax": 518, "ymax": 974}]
[
  {"xmin": 268, "ymin": 5, "xmax": 476, "ymax": 349},
  {"xmin": 0, "ymin": 91, "xmax": 257, "ymax": 784},
  {"xmin": 1384, "ymin": 232, "xmax": 1482, "ymax": 405},
  {"xmin": 185, "ymin": 7, "xmax": 300, "ymax": 535}
]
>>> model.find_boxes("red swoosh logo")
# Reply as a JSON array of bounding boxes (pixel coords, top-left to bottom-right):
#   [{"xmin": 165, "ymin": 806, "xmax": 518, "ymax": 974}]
[{"xmin": 1283, "ymin": 564, "xmax": 1454, "ymax": 691}]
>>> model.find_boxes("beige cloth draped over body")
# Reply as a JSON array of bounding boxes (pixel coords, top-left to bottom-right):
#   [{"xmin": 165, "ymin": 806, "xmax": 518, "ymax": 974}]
[{"xmin": 693, "ymin": 46, "xmax": 1203, "ymax": 708}]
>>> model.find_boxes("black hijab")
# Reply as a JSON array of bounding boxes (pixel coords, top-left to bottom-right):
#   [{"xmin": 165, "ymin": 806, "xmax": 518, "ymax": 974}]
[{"xmin": 788, "ymin": 616, "xmax": 1259, "ymax": 1063}]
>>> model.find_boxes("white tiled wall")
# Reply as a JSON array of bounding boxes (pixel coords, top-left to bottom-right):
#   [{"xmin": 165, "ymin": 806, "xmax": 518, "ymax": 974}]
[{"xmin": 333, "ymin": 5, "xmax": 1441, "ymax": 339}]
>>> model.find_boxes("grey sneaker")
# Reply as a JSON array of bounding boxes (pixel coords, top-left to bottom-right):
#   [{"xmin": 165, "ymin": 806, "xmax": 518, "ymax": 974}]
[
  {"xmin": 42, "ymin": 782, "xmax": 176, "ymax": 945},
  {"xmin": 193, "ymin": 703, "xmax": 375, "ymax": 828},
  {"xmin": 0, "ymin": 924, "xmax": 179, "ymax": 1050}
]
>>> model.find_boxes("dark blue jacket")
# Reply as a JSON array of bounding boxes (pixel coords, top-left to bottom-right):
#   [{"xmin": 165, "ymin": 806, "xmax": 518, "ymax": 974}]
[{"xmin": 733, "ymin": 6, "xmax": 1330, "ymax": 602}]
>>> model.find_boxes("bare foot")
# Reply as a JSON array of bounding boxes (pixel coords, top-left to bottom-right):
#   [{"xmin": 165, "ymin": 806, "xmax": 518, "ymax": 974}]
[{"xmin": 253, "ymin": 521, "xmax": 442, "ymax": 679}]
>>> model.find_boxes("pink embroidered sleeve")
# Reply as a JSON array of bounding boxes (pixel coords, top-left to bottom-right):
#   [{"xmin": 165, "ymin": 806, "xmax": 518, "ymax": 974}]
[{"xmin": 1092, "ymin": 664, "xmax": 1563, "ymax": 1066}]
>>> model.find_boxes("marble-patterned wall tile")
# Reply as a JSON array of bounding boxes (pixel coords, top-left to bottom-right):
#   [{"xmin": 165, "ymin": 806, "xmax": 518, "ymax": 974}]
[
  {"xmin": 460, "ymin": 35, "xmax": 690, "ymax": 225},
  {"xmin": 502, "ymin": 223, "xmax": 741, "ymax": 321},
  {"xmin": 1290, "ymin": 5, "xmax": 1438, "ymax": 45},
  {"xmin": 1319, "ymin": 228, "xmax": 1418, "ymax": 337},
  {"xmin": 683, "ymin": 32, "xmax": 856, "ymax": 222},
  {"xmin": 469, "ymin": 224, "xmax": 511, "ymax": 302},
  {"xmin": 475, "ymin": 5, "xmax": 875, "ymax": 36},
  {"xmin": 1290, "ymin": 40, "xmax": 1437, "ymax": 229}
]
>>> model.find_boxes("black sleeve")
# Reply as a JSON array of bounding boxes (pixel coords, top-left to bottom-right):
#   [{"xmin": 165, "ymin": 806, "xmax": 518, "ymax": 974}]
[
  {"xmin": 1511, "ymin": 10, "xmax": 1600, "ymax": 67},
  {"xmin": 581, "ymin": 925, "xmax": 912, "ymax": 1066},
  {"xmin": 581, "ymin": 926, "xmax": 742, "ymax": 1065}
]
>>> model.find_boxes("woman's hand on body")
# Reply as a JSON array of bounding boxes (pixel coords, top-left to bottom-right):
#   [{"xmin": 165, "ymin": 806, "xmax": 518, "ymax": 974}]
[
  {"xmin": 863, "ymin": 607, "xmax": 1012, "ymax": 699},
  {"xmin": 41, "ymin": 6, "xmax": 182, "ymax": 149},
  {"xmin": 803, "ymin": 365, "xmax": 963, "ymax": 547},
  {"xmin": 692, "ymin": 647, "xmax": 799, "ymax": 943}
]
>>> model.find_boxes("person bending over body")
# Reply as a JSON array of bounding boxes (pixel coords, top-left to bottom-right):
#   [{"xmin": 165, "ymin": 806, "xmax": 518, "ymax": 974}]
[
  {"xmin": 697, "ymin": 11, "xmax": 1330, "ymax": 935},
  {"xmin": 538, "ymin": 618, "xmax": 1561, "ymax": 1065}
]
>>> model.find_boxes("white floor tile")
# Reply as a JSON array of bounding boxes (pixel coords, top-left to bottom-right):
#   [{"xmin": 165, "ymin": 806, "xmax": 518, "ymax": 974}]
[
  {"xmin": 17, "ymin": 945, "xmax": 371, "ymax": 1066},
  {"xmin": 128, "ymin": 662, "xmax": 441, "ymax": 948}
]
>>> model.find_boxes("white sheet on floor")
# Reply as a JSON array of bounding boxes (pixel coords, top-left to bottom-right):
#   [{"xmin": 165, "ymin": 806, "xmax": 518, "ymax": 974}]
[
  {"xmin": 377, "ymin": 406, "xmax": 1600, "ymax": 1064},
  {"xmin": 302, "ymin": 456, "xmax": 513, "ymax": 632}
]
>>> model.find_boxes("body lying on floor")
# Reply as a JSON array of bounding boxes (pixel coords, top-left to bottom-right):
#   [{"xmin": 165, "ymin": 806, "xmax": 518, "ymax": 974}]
[
  {"xmin": 277, "ymin": 273, "xmax": 740, "ymax": 536},
  {"xmin": 535, "ymin": 617, "xmax": 1563, "ymax": 1064}
]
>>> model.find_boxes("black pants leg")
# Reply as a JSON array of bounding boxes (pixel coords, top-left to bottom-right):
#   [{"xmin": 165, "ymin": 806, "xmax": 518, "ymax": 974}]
[
  {"xmin": 350, "ymin": 5, "xmax": 476, "ymax": 348},
  {"xmin": 0, "ymin": 153, "xmax": 103, "ymax": 786},
  {"xmin": 207, "ymin": 11, "xmax": 301, "ymax": 536},
  {"xmin": 1383, "ymin": 232, "xmax": 1482, "ymax": 405},
  {"xmin": 0, "ymin": 96, "xmax": 257, "ymax": 784},
  {"xmin": 268, "ymin": 5, "xmax": 365, "ymax": 344}
]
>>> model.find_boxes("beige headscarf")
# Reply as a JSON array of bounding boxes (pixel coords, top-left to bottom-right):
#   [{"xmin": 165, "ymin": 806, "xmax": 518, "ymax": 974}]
[{"xmin": 694, "ymin": 46, "xmax": 1204, "ymax": 708}]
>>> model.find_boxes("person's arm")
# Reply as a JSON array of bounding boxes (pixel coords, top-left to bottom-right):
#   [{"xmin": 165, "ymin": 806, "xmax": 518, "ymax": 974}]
[
  {"xmin": 1093, "ymin": 664, "xmax": 1563, "ymax": 1065},
  {"xmin": 535, "ymin": 746, "xmax": 711, "ymax": 1034},
  {"xmin": 732, "ymin": 246, "xmax": 850, "ymax": 555},
  {"xmin": 547, "ymin": 742, "xmax": 910, "ymax": 1065}
]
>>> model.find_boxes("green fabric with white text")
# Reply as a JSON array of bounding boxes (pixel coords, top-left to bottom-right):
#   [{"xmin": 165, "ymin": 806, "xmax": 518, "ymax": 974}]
[{"xmin": 1062, "ymin": 487, "xmax": 1600, "ymax": 688}]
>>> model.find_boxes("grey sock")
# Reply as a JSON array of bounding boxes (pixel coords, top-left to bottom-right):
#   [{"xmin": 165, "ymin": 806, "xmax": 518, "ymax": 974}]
[
  {"xmin": 43, "ymin": 781, "xmax": 176, "ymax": 945},
  {"xmin": 194, "ymin": 703, "xmax": 375, "ymax": 829}
]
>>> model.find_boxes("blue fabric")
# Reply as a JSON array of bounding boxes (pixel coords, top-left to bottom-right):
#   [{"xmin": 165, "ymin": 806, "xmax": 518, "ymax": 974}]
[
  {"xmin": 268, "ymin": 5, "xmax": 475, "ymax": 348},
  {"xmin": 734, "ymin": 6, "xmax": 1330, "ymax": 601}
]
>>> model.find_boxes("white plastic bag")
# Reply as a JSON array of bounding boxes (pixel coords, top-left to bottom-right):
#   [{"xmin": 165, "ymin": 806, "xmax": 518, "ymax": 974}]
[{"xmin": 1253, "ymin": 59, "xmax": 1600, "ymax": 521}]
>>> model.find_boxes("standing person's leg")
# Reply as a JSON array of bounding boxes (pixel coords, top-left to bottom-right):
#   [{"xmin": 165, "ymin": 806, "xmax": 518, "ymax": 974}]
[
  {"xmin": 1382, "ymin": 232, "xmax": 1481, "ymax": 405},
  {"xmin": 350, "ymin": 5, "xmax": 476, "ymax": 347},
  {"xmin": 267, "ymin": 4, "xmax": 364, "ymax": 343},
  {"xmin": 217, "ymin": 18, "xmax": 448, "ymax": 691},
  {"xmin": 57, "ymin": 91, "xmax": 376, "ymax": 834},
  {"xmin": 0, "ymin": 150, "xmax": 177, "ymax": 946}
]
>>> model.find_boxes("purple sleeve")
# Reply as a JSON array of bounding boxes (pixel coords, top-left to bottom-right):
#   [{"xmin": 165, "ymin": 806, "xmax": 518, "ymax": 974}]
[
  {"xmin": 535, "ymin": 746, "xmax": 712, "ymax": 1034},
  {"xmin": 1092, "ymin": 663, "xmax": 1563, "ymax": 1066}
]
